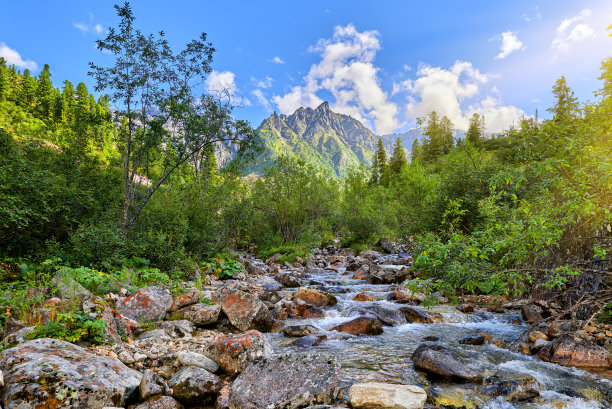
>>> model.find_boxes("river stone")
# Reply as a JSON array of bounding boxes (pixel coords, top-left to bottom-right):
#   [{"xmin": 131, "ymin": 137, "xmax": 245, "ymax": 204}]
[
  {"xmin": 169, "ymin": 366, "xmax": 221, "ymax": 405},
  {"xmin": 411, "ymin": 344, "xmax": 483, "ymax": 383},
  {"xmin": 521, "ymin": 304, "xmax": 544, "ymax": 323},
  {"xmin": 253, "ymin": 276, "xmax": 284, "ymax": 292},
  {"xmin": 117, "ymin": 286, "xmax": 173, "ymax": 322},
  {"xmin": 283, "ymin": 325, "xmax": 321, "ymax": 337},
  {"xmin": 137, "ymin": 329, "xmax": 172, "ymax": 343},
  {"xmin": 376, "ymin": 238, "xmax": 394, "ymax": 254},
  {"xmin": 537, "ymin": 334, "xmax": 612, "ymax": 369},
  {"xmin": 176, "ymin": 351, "xmax": 219, "ymax": 373},
  {"xmin": 349, "ymin": 382, "xmax": 427, "ymax": 409},
  {"xmin": 215, "ymin": 287, "xmax": 274, "ymax": 331},
  {"xmin": 346, "ymin": 305, "xmax": 406, "ymax": 327},
  {"xmin": 294, "ymin": 334, "xmax": 328, "ymax": 348},
  {"xmin": 133, "ymin": 396, "xmax": 183, "ymax": 409},
  {"xmin": 0, "ymin": 338, "xmax": 142, "ymax": 408},
  {"xmin": 275, "ymin": 273, "xmax": 301, "ymax": 288},
  {"xmin": 400, "ymin": 306, "xmax": 444, "ymax": 324},
  {"xmin": 294, "ymin": 288, "xmax": 338, "ymax": 307},
  {"xmin": 331, "ymin": 317, "xmax": 383, "ymax": 335},
  {"xmin": 458, "ymin": 334, "xmax": 485, "ymax": 345},
  {"xmin": 205, "ymin": 330, "xmax": 274, "ymax": 375},
  {"xmin": 175, "ymin": 303, "xmax": 221, "ymax": 326},
  {"xmin": 228, "ymin": 352, "xmax": 341, "ymax": 409},
  {"xmin": 353, "ymin": 292, "xmax": 376, "ymax": 302}
]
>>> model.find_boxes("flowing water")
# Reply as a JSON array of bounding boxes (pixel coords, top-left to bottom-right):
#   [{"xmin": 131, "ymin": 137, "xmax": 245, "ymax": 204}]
[{"xmin": 265, "ymin": 258, "xmax": 612, "ymax": 409}]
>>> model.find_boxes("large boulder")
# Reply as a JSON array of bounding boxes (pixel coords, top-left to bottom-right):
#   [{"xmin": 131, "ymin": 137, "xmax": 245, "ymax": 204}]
[
  {"xmin": 411, "ymin": 344, "xmax": 483, "ymax": 383},
  {"xmin": 51, "ymin": 272, "xmax": 92, "ymax": 300},
  {"xmin": 168, "ymin": 366, "xmax": 221, "ymax": 405},
  {"xmin": 0, "ymin": 338, "xmax": 142, "ymax": 408},
  {"xmin": 400, "ymin": 306, "xmax": 443, "ymax": 324},
  {"xmin": 229, "ymin": 353, "xmax": 341, "ymax": 409},
  {"xmin": 176, "ymin": 351, "xmax": 219, "ymax": 373},
  {"xmin": 275, "ymin": 273, "xmax": 301, "ymax": 288},
  {"xmin": 369, "ymin": 265, "xmax": 411, "ymax": 284},
  {"xmin": 282, "ymin": 325, "xmax": 321, "ymax": 337},
  {"xmin": 169, "ymin": 290, "xmax": 202, "ymax": 312},
  {"xmin": 521, "ymin": 304, "xmax": 544, "ymax": 323},
  {"xmin": 133, "ymin": 396, "xmax": 183, "ymax": 409},
  {"xmin": 174, "ymin": 303, "xmax": 221, "ymax": 326},
  {"xmin": 349, "ymin": 382, "xmax": 427, "ymax": 409},
  {"xmin": 537, "ymin": 334, "xmax": 611, "ymax": 369},
  {"xmin": 330, "ymin": 317, "xmax": 383, "ymax": 336},
  {"xmin": 205, "ymin": 330, "xmax": 274, "ymax": 375},
  {"xmin": 116, "ymin": 286, "xmax": 173, "ymax": 322},
  {"xmin": 294, "ymin": 288, "xmax": 338, "ymax": 307},
  {"xmin": 376, "ymin": 238, "xmax": 395, "ymax": 254},
  {"xmin": 215, "ymin": 287, "xmax": 274, "ymax": 331},
  {"xmin": 253, "ymin": 276, "xmax": 284, "ymax": 292},
  {"xmin": 345, "ymin": 305, "xmax": 406, "ymax": 327}
]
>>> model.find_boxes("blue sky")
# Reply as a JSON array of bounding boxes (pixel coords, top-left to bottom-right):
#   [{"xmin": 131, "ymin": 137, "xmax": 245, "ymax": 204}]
[{"xmin": 1, "ymin": 1, "xmax": 611, "ymax": 134}]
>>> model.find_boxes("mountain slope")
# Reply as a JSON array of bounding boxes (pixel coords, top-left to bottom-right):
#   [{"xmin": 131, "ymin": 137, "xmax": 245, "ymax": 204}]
[{"xmin": 249, "ymin": 102, "xmax": 379, "ymax": 177}]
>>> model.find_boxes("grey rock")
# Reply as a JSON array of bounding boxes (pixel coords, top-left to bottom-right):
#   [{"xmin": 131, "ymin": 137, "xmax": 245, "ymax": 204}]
[
  {"xmin": 3, "ymin": 326, "xmax": 35, "ymax": 344},
  {"xmin": 175, "ymin": 303, "xmax": 221, "ymax": 326},
  {"xmin": 116, "ymin": 286, "xmax": 173, "ymax": 322},
  {"xmin": 253, "ymin": 276, "xmax": 284, "ymax": 292},
  {"xmin": 177, "ymin": 351, "xmax": 219, "ymax": 373},
  {"xmin": 133, "ymin": 396, "xmax": 183, "ymax": 409},
  {"xmin": 205, "ymin": 330, "xmax": 274, "ymax": 375},
  {"xmin": 159, "ymin": 320, "xmax": 195, "ymax": 338},
  {"xmin": 169, "ymin": 366, "xmax": 221, "ymax": 405},
  {"xmin": 215, "ymin": 287, "xmax": 274, "ymax": 332},
  {"xmin": 412, "ymin": 344, "xmax": 483, "ymax": 383},
  {"xmin": 140, "ymin": 369, "xmax": 163, "ymax": 400},
  {"xmin": 0, "ymin": 338, "xmax": 142, "ymax": 408},
  {"xmin": 282, "ymin": 325, "xmax": 321, "ymax": 337},
  {"xmin": 137, "ymin": 329, "xmax": 172, "ymax": 343},
  {"xmin": 229, "ymin": 352, "xmax": 341, "ymax": 409}
]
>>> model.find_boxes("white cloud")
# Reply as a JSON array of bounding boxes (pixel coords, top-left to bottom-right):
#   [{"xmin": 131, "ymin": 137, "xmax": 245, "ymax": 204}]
[
  {"xmin": 252, "ymin": 76, "xmax": 273, "ymax": 89},
  {"xmin": 272, "ymin": 24, "xmax": 398, "ymax": 134},
  {"xmin": 521, "ymin": 14, "xmax": 531, "ymax": 23},
  {"xmin": 404, "ymin": 61, "xmax": 525, "ymax": 133},
  {"xmin": 74, "ymin": 13, "xmax": 105, "ymax": 36},
  {"xmin": 392, "ymin": 79, "xmax": 412, "ymax": 96},
  {"xmin": 552, "ymin": 9, "xmax": 595, "ymax": 54},
  {"xmin": 207, "ymin": 70, "xmax": 238, "ymax": 102},
  {"xmin": 0, "ymin": 43, "xmax": 37, "ymax": 70},
  {"xmin": 495, "ymin": 31, "xmax": 524, "ymax": 59},
  {"xmin": 270, "ymin": 56, "xmax": 285, "ymax": 64},
  {"xmin": 252, "ymin": 89, "xmax": 272, "ymax": 111}
]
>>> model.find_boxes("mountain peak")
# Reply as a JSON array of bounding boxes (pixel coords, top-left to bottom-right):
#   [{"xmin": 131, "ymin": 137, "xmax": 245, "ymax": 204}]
[{"xmin": 315, "ymin": 101, "xmax": 331, "ymax": 113}]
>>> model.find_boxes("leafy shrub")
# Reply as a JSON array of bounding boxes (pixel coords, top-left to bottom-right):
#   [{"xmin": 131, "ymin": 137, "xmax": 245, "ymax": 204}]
[
  {"xmin": 204, "ymin": 258, "xmax": 242, "ymax": 279},
  {"xmin": 26, "ymin": 311, "xmax": 107, "ymax": 344}
]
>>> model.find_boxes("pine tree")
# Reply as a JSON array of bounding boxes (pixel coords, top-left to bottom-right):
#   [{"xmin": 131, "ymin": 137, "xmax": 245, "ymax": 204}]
[
  {"xmin": 19, "ymin": 69, "xmax": 37, "ymax": 108},
  {"xmin": 36, "ymin": 64, "xmax": 54, "ymax": 120},
  {"xmin": 548, "ymin": 76, "xmax": 579, "ymax": 123},
  {"xmin": 411, "ymin": 139, "xmax": 422, "ymax": 163},
  {"xmin": 389, "ymin": 137, "xmax": 407, "ymax": 174},
  {"xmin": 62, "ymin": 80, "xmax": 75, "ymax": 123},
  {"xmin": 466, "ymin": 113, "xmax": 485, "ymax": 146},
  {"xmin": 417, "ymin": 111, "xmax": 454, "ymax": 162},
  {"xmin": 0, "ymin": 58, "xmax": 9, "ymax": 101}
]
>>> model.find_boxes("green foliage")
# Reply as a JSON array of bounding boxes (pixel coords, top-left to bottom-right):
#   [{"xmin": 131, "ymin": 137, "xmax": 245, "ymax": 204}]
[
  {"xmin": 204, "ymin": 258, "xmax": 242, "ymax": 279},
  {"xmin": 597, "ymin": 304, "xmax": 612, "ymax": 324},
  {"xmin": 26, "ymin": 311, "xmax": 107, "ymax": 344}
]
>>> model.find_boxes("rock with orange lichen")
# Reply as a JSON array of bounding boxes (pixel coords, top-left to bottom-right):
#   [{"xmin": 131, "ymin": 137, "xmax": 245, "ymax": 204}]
[
  {"xmin": 537, "ymin": 334, "xmax": 611, "ymax": 369},
  {"xmin": 0, "ymin": 338, "xmax": 142, "ymax": 408},
  {"xmin": 169, "ymin": 290, "xmax": 202, "ymax": 312},
  {"xmin": 352, "ymin": 292, "xmax": 375, "ymax": 302},
  {"xmin": 205, "ymin": 330, "xmax": 273, "ymax": 375},
  {"xmin": 116, "ymin": 286, "xmax": 173, "ymax": 322},
  {"xmin": 214, "ymin": 287, "xmax": 274, "ymax": 331},
  {"xmin": 293, "ymin": 288, "xmax": 337, "ymax": 307}
]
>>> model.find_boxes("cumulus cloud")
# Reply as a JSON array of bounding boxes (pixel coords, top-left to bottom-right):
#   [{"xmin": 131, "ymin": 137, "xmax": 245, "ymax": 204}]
[
  {"xmin": 405, "ymin": 61, "xmax": 525, "ymax": 133},
  {"xmin": 495, "ymin": 31, "xmax": 524, "ymax": 59},
  {"xmin": 270, "ymin": 56, "xmax": 285, "ymax": 64},
  {"xmin": 272, "ymin": 24, "xmax": 398, "ymax": 134},
  {"xmin": 0, "ymin": 42, "xmax": 37, "ymax": 70},
  {"xmin": 252, "ymin": 76, "xmax": 273, "ymax": 89},
  {"xmin": 552, "ymin": 9, "xmax": 595, "ymax": 53}
]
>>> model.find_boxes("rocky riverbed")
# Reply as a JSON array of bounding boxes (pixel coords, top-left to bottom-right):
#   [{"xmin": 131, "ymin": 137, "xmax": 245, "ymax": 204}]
[{"xmin": 1, "ymin": 245, "xmax": 611, "ymax": 408}]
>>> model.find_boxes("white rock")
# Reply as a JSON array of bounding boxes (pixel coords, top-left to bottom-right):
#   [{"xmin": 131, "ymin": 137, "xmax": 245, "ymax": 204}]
[
  {"xmin": 349, "ymin": 382, "xmax": 427, "ymax": 409},
  {"xmin": 177, "ymin": 351, "xmax": 219, "ymax": 373},
  {"xmin": 134, "ymin": 352, "xmax": 148, "ymax": 362}
]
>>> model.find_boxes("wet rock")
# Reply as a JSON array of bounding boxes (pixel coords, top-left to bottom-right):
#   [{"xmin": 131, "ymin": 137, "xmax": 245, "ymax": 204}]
[
  {"xmin": 521, "ymin": 304, "xmax": 544, "ymax": 323},
  {"xmin": 303, "ymin": 305, "xmax": 327, "ymax": 319},
  {"xmin": 169, "ymin": 290, "xmax": 202, "ymax": 312},
  {"xmin": 169, "ymin": 366, "xmax": 221, "ymax": 405},
  {"xmin": 245, "ymin": 260, "xmax": 268, "ymax": 275},
  {"xmin": 537, "ymin": 334, "xmax": 612, "ymax": 369},
  {"xmin": 423, "ymin": 335, "xmax": 440, "ymax": 342},
  {"xmin": 506, "ymin": 386, "xmax": 540, "ymax": 402},
  {"xmin": 275, "ymin": 273, "xmax": 301, "ymax": 288},
  {"xmin": 359, "ymin": 250, "xmax": 382, "ymax": 260},
  {"xmin": 528, "ymin": 330, "xmax": 548, "ymax": 343},
  {"xmin": 160, "ymin": 320, "xmax": 195, "ymax": 338},
  {"xmin": 349, "ymin": 382, "xmax": 427, "ymax": 409},
  {"xmin": 283, "ymin": 324, "xmax": 321, "ymax": 337},
  {"xmin": 330, "ymin": 317, "xmax": 383, "ymax": 335},
  {"xmin": 294, "ymin": 334, "xmax": 328, "ymax": 348},
  {"xmin": 175, "ymin": 303, "xmax": 221, "ymax": 326},
  {"xmin": 352, "ymin": 267, "xmax": 371, "ymax": 282},
  {"xmin": 0, "ymin": 338, "xmax": 142, "ymax": 408},
  {"xmin": 140, "ymin": 369, "xmax": 163, "ymax": 400},
  {"xmin": 376, "ymin": 238, "xmax": 394, "ymax": 254},
  {"xmin": 458, "ymin": 334, "xmax": 485, "ymax": 346},
  {"xmin": 294, "ymin": 288, "xmax": 338, "ymax": 307},
  {"xmin": 134, "ymin": 396, "xmax": 183, "ymax": 409},
  {"xmin": 215, "ymin": 287, "xmax": 274, "ymax": 331},
  {"xmin": 229, "ymin": 352, "xmax": 341, "ymax": 409},
  {"xmin": 205, "ymin": 330, "xmax": 274, "ymax": 375},
  {"xmin": 388, "ymin": 288, "xmax": 426, "ymax": 304},
  {"xmin": 411, "ymin": 344, "xmax": 483, "ymax": 383},
  {"xmin": 369, "ymin": 265, "xmax": 410, "ymax": 284},
  {"xmin": 272, "ymin": 298, "xmax": 307, "ymax": 319},
  {"xmin": 456, "ymin": 304, "xmax": 475, "ymax": 313},
  {"xmin": 254, "ymin": 276, "xmax": 284, "ymax": 292},
  {"xmin": 117, "ymin": 286, "xmax": 173, "ymax": 322},
  {"xmin": 519, "ymin": 343, "xmax": 530, "ymax": 355},
  {"xmin": 400, "ymin": 306, "xmax": 444, "ymax": 324},
  {"xmin": 346, "ymin": 305, "xmax": 406, "ymax": 327},
  {"xmin": 177, "ymin": 351, "xmax": 219, "ymax": 373},
  {"xmin": 353, "ymin": 292, "xmax": 375, "ymax": 302},
  {"xmin": 532, "ymin": 338, "xmax": 549, "ymax": 350},
  {"xmin": 266, "ymin": 253, "xmax": 282, "ymax": 265}
]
